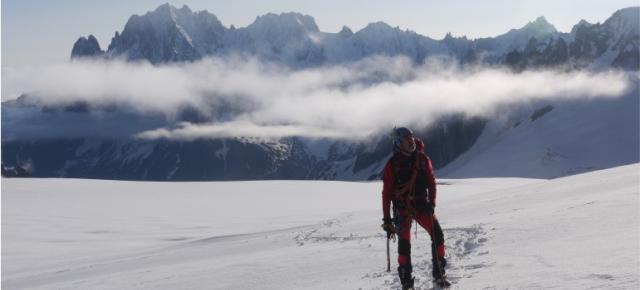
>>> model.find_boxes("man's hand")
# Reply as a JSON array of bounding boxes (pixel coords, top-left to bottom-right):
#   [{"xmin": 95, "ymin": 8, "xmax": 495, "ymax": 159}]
[{"xmin": 381, "ymin": 217, "xmax": 396, "ymax": 239}]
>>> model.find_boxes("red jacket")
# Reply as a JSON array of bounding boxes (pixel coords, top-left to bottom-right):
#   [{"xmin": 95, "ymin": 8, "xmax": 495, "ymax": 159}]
[{"xmin": 381, "ymin": 139, "xmax": 437, "ymax": 219}]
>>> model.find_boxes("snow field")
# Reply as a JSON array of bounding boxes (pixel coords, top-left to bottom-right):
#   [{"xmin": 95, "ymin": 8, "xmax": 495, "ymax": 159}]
[{"xmin": 2, "ymin": 163, "xmax": 639, "ymax": 289}]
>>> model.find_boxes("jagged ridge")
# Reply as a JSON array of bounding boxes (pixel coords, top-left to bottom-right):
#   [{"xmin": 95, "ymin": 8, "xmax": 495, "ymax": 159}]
[{"xmin": 72, "ymin": 4, "xmax": 639, "ymax": 70}]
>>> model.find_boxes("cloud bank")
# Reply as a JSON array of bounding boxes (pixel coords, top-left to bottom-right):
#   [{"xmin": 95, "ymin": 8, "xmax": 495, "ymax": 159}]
[{"xmin": 2, "ymin": 56, "xmax": 632, "ymax": 140}]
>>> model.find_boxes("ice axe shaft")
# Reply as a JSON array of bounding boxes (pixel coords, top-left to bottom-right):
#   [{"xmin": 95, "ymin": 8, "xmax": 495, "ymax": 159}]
[{"xmin": 386, "ymin": 236, "xmax": 391, "ymax": 272}]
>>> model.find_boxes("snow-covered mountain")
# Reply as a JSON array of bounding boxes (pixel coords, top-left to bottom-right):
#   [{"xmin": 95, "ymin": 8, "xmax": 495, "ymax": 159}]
[
  {"xmin": 72, "ymin": 4, "xmax": 639, "ymax": 70},
  {"xmin": 440, "ymin": 78, "xmax": 639, "ymax": 178},
  {"xmin": 3, "ymin": 5, "xmax": 639, "ymax": 181},
  {"xmin": 104, "ymin": 4, "xmax": 226, "ymax": 63},
  {"xmin": 503, "ymin": 7, "xmax": 640, "ymax": 70}
]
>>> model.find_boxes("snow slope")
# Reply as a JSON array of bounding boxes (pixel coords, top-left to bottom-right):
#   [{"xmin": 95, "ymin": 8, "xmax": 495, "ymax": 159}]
[
  {"xmin": 440, "ymin": 77, "xmax": 639, "ymax": 179},
  {"xmin": 2, "ymin": 163, "xmax": 638, "ymax": 289}
]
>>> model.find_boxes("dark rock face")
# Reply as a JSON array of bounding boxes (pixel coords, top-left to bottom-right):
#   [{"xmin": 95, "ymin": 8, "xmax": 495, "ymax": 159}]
[
  {"xmin": 0, "ymin": 138, "xmax": 278, "ymax": 180},
  {"xmin": 1, "ymin": 164, "xmax": 31, "ymax": 177},
  {"xmin": 422, "ymin": 116, "xmax": 487, "ymax": 170},
  {"xmin": 0, "ymin": 116, "xmax": 486, "ymax": 181},
  {"xmin": 71, "ymin": 35, "xmax": 104, "ymax": 58},
  {"xmin": 530, "ymin": 105, "xmax": 554, "ymax": 121}
]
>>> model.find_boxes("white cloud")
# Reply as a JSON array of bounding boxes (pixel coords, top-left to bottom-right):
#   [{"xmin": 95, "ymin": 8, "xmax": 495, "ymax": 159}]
[
  {"xmin": 2, "ymin": 56, "xmax": 632, "ymax": 141},
  {"xmin": 136, "ymin": 120, "xmax": 357, "ymax": 140}
]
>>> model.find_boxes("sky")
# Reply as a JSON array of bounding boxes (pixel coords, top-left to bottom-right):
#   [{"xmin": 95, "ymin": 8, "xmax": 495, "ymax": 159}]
[{"xmin": 2, "ymin": 0, "xmax": 639, "ymax": 69}]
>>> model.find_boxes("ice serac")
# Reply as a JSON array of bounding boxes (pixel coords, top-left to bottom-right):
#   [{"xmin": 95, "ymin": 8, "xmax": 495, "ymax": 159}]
[{"xmin": 71, "ymin": 35, "xmax": 104, "ymax": 58}]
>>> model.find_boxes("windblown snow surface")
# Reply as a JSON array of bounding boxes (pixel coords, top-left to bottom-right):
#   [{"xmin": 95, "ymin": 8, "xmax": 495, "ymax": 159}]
[{"xmin": 2, "ymin": 163, "xmax": 639, "ymax": 289}]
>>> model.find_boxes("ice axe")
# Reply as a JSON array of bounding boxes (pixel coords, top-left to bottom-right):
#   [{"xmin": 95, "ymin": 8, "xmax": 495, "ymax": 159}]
[
  {"xmin": 386, "ymin": 231, "xmax": 395, "ymax": 272},
  {"xmin": 382, "ymin": 219, "xmax": 396, "ymax": 272}
]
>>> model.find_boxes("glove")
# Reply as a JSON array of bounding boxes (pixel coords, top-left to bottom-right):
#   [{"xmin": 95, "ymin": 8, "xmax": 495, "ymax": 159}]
[
  {"xmin": 427, "ymin": 202, "xmax": 435, "ymax": 213},
  {"xmin": 381, "ymin": 217, "xmax": 396, "ymax": 238},
  {"xmin": 417, "ymin": 202, "xmax": 435, "ymax": 214}
]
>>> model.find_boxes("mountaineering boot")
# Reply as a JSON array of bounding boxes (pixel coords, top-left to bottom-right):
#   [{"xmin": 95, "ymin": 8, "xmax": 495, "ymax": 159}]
[
  {"xmin": 434, "ymin": 277, "xmax": 452, "ymax": 288},
  {"xmin": 432, "ymin": 257, "xmax": 451, "ymax": 287},
  {"xmin": 402, "ymin": 278, "xmax": 415, "ymax": 290},
  {"xmin": 431, "ymin": 257, "xmax": 447, "ymax": 279},
  {"xmin": 398, "ymin": 264, "xmax": 414, "ymax": 290}
]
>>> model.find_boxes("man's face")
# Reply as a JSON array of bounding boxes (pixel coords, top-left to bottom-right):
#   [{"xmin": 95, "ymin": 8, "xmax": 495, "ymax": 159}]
[{"xmin": 400, "ymin": 135, "xmax": 416, "ymax": 153}]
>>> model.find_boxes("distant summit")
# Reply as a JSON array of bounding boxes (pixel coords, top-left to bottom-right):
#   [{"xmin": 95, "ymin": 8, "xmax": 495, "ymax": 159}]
[
  {"xmin": 338, "ymin": 26, "xmax": 354, "ymax": 37},
  {"xmin": 71, "ymin": 4, "xmax": 639, "ymax": 70},
  {"xmin": 527, "ymin": 16, "xmax": 557, "ymax": 33},
  {"xmin": 71, "ymin": 35, "xmax": 103, "ymax": 58},
  {"xmin": 250, "ymin": 12, "xmax": 319, "ymax": 33},
  {"xmin": 104, "ymin": 3, "xmax": 225, "ymax": 63}
]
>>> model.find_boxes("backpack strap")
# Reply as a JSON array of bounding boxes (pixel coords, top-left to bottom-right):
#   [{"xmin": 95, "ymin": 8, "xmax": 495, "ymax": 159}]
[
  {"xmin": 393, "ymin": 154, "xmax": 421, "ymax": 217},
  {"xmin": 393, "ymin": 154, "xmax": 419, "ymax": 197}
]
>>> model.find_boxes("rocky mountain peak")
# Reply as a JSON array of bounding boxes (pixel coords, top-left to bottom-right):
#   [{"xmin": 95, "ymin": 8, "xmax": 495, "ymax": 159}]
[
  {"xmin": 522, "ymin": 16, "xmax": 558, "ymax": 35},
  {"xmin": 71, "ymin": 34, "xmax": 103, "ymax": 58},
  {"xmin": 604, "ymin": 7, "xmax": 640, "ymax": 34},
  {"xmin": 249, "ymin": 12, "xmax": 319, "ymax": 33},
  {"xmin": 339, "ymin": 25, "xmax": 354, "ymax": 37},
  {"xmin": 360, "ymin": 21, "xmax": 395, "ymax": 33},
  {"xmin": 570, "ymin": 19, "xmax": 594, "ymax": 35},
  {"xmin": 70, "ymin": 4, "xmax": 638, "ymax": 71}
]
